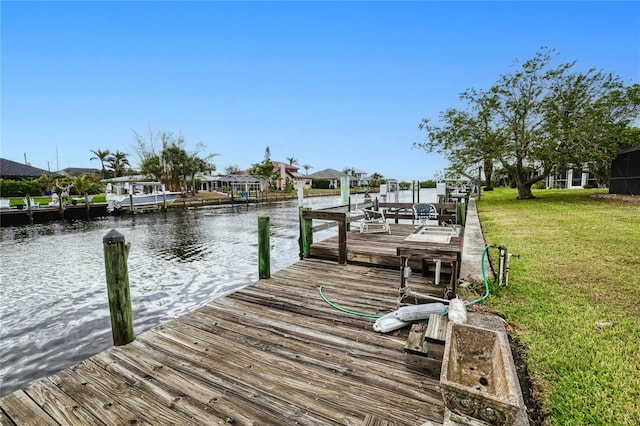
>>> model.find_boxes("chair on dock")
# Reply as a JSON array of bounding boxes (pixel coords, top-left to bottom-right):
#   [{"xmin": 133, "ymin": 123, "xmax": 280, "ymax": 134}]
[
  {"xmin": 23, "ymin": 198, "xmax": 40, "ymax": 209},
  {"xmin": 413, "ymin": 203, "xmax": 438, "ymax": 226},
  {"xmin": 359, "ymin": 208, "xmax": 391, "ymax": 234}
]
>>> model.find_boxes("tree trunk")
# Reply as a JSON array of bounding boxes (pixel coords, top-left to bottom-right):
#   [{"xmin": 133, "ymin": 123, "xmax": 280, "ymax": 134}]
[
  {"xmin": 483, "ymin": 158, "xmax": 494, "ymax": 190},
  {"xmin": 511, "ymin": 167, "xmax": 536, "ymax": 200},
  {"xmin": 515, "ymin": 180, "xmax": 535, "ymax": 199}
]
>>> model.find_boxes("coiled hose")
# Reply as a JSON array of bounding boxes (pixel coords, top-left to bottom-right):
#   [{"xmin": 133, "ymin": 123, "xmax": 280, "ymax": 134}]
[{"xmin": 319, "ymin": 243, "xmax": 497, "ymax": 318}]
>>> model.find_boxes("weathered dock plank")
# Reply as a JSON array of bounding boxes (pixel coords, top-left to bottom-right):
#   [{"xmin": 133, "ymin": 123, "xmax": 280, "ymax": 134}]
[
  {"xmin": 0, "ymin": 390, "xmax": 58, "ymax": 426},
  {"xmin": 22, "ymin": 378, "xmax": 105, "ymax": 425},
  {"xmin": 1, "ymin": 258, "xmax": 446, "ymax": 425}
]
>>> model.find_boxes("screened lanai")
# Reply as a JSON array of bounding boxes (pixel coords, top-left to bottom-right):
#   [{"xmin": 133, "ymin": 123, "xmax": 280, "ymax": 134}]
[{"xmin": 197, "ymin": 174, "xmax": 272, "ymax": 195}]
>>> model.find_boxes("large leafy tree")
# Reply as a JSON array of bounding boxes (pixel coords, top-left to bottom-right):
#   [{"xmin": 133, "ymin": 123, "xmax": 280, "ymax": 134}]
[
  {"xmin": 416, "ymin": 48, "xmax": 640, "ymax": 199},
  {"xmin": 248, "ymin": 158, "xmax": 276, "ymax": 178},
  {"xmin": 248, "ymin": 158, "xmax": 278, "ymax": 190},
  {"xmin": 224, "ymin": 164, "xmax": 241, "ymax": 174},
  {"xmin": 140, "ymin": 154, "xmax": 163, "ymax": 182},
  {"xmin": 73, "ymin": 173, "xmax": 102, "ymax": 196},
  {"xmin": 133, "ymin": 129, "xmax": 218, "ymax": 191},
  {"xmin": 183, "ymin": 151, "xmax": 218, "ymax": 195}
]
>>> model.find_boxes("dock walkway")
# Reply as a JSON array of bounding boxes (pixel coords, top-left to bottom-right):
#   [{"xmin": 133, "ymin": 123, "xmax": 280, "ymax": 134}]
[
  {"xmin": 1, "ymin": 258, "xmax": 446, "ymax": 425},
  {"xmin": 0, "ymin": 202, "xmax": 492, "ymax": 425}
]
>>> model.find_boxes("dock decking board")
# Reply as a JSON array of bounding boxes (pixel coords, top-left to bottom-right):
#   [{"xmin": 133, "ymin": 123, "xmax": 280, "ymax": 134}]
[{"xmin": 1, "ymin": 254, "xmax": 447, "ymax": 425}]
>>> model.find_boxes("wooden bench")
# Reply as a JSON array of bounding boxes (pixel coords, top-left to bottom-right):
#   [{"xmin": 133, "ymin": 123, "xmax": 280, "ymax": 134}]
[{"xmin": 404, "ymin": 313, "xmax": 449, "ymax": 379}]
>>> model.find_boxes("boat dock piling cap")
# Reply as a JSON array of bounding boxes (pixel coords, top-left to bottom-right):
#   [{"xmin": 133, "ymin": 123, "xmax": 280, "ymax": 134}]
[{"xmin": 103, "ymin": 229, "xmax": 125, "ymax": 244}]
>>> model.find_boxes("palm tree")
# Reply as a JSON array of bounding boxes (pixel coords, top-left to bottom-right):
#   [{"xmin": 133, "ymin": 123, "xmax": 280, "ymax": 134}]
[
  {"xmin": 107, "ymin": 151, "xmax": 130, "ymax": 178},
  {"xmin": 74, "ymin": 174, "xmax": 100, "ymax": 202},
  {"xmin": 185, "ymin": 152, "xmax": 219, "ymax": 195},
  {"xmin": 90, "ymin": 149, "xmax": 111, "ymax": 179},
  {"xmin": 286, "ymin": 156, "xmax": 299, "ymax": 166},
  {"xmin": 301, "ymin": 164, "xmax": 312, "ymax": 175}
]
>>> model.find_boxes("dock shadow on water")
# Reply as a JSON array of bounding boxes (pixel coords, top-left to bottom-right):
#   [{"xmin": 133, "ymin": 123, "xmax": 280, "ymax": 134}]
[{"xmin": 0, "ymin": 195, "xmax": 346, "ymax": 397}]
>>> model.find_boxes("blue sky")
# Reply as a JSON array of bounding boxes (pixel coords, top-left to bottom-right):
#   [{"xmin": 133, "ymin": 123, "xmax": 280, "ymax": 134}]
[{"xmin": 2, "ymin": 1, "xmax": 639, "ymax": 182}]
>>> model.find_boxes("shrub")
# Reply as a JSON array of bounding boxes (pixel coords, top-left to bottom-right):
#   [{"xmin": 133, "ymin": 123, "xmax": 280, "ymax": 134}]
[
  {"xmin": 312, "ymin": 179, "xmax": 331, "ymax": 189},
  {"xmin": 420, "ymin": 180, "xmax": 437, "ymax": 188},
  {"xmin": 0, "ymin": 179, "xmax": 43, "ymax": 197}
]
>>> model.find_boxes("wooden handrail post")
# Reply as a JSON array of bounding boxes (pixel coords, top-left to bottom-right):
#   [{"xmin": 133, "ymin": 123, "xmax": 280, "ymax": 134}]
[
  {"xmin": 338, "ymin": 213, "xmax": 347, "ymax": 264},
  {"xmin": 102, "ymin": 229, "xmax": 135, "ymax": 346},
  {"xmin": 299, "ymin": 207, "xmax": 312, "ymax": 259},
  {"xmin": 258, "ymin": 216, "xmax": 271, "ymax": 279}
]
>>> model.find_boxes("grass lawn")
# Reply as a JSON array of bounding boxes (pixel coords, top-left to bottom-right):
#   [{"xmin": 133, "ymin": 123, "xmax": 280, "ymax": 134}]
[
  {"xmin": 5, "ymin": 195, "xmax": 107, "ymax": 207},
  {"xmin": 476, "ymin": 188, "xmax": 639, "ymax": 425}
]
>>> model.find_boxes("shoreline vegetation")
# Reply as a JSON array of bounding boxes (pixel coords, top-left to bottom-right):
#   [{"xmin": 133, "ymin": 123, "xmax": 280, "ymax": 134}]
[
  {"xmin": 0, "ymin": 188, "xmax": 364, "ymax": 209},
  {"xmin": 476, "ymin": 188, "xmax": 639, "ymax": 425}
]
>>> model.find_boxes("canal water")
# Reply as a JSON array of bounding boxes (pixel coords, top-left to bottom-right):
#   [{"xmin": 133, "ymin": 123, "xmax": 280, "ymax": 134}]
[{"xmin": 0, "ymin": 189, "xmax": 436, "ymax": 396}]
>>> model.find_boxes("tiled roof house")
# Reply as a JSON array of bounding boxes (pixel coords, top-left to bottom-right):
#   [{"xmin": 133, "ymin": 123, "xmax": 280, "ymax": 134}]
[{"xmin": 0, "ymin": 158, "xmax": 51, "ymax": 179}]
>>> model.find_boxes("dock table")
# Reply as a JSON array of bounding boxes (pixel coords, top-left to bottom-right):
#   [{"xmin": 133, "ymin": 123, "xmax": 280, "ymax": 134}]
[{"xmin": 396, "ymin": 225, "xmax": 465, "ymax": 302}]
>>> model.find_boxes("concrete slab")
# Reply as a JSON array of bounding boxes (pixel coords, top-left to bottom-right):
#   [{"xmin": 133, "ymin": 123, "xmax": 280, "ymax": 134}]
[{"xmin": 460, "ymin": 197, "xmax": 491, "ymax": 283}]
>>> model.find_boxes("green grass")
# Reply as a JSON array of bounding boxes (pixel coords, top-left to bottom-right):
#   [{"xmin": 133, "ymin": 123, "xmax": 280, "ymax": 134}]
[
  {"xmin": 477, "ymin": 188, "xmax": 640, "ymax": 425},
  {"xmin": 4, "ymin": 194, "xmax": 107, "ymax": 206}
]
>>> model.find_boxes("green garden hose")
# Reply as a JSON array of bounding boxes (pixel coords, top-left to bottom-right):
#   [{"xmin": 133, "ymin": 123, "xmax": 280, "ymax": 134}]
[
  {"xmin": 318, "ymin": 286, "xmax": 382, "ymax": 318},
  {"xmin": 320, "ymin": 243, "xmax": 497, "ymax": 318}
]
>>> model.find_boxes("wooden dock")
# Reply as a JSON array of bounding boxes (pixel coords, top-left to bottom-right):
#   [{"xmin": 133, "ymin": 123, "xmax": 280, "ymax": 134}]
[{"xmin": 0, "ymin": 226, "xmax": 451, "ymax": 425}]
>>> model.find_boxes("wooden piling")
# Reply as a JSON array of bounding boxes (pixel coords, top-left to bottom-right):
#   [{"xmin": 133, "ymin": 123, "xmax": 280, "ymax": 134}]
[
  {"xmin": 338, "ymin": 214, "xmax": 347, "ymax": 264},
  {"xmin": 299, "ymin": 207, "xmax": 312, "ymax": 259},
  {"xmin": 84, "ymin": 192, "xmax": 91, "ymax": 218},
  {"xmin": 25, "ymin": 196, "xmax": 33, "ymax": 224},
  {"xmin": 340, "ymin": 176, "xmax": 349, "ymax": 206},
  {"xmin": 457, "ymin": 201, "xmax": 466, "ymax": 226},
  {"xmin": 297, "ymin": 183, "xmax": 304, "ymax": 208},
  {"xmin": 102, "ymin": 229, "xmax": 135, "ymax": 346},
  {"xmin": 58, "ymin": 192, "xmax": 64, "ymax": 219},
  {"xmin": 258, "ymin": 216, "xmax": 271, "ymax": 279}
]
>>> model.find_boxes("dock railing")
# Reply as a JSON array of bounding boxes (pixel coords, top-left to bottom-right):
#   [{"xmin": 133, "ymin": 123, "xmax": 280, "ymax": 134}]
[
  {"xmin": 298, "ymin": 199, "xmax": 373, "ymax": 264},
  {"xmin": 298, "ymin": 200, "xmax": 466, "ymax": 265},
  {"xmin": 378, "ymin": 202, "xmax": 461, "ymax": 225}
]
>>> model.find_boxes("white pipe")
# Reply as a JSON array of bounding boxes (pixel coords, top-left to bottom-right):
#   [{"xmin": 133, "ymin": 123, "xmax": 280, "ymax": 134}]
[{"xmin": 405, "ymin": 290, "xmax": 450, "ymax": 304}]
